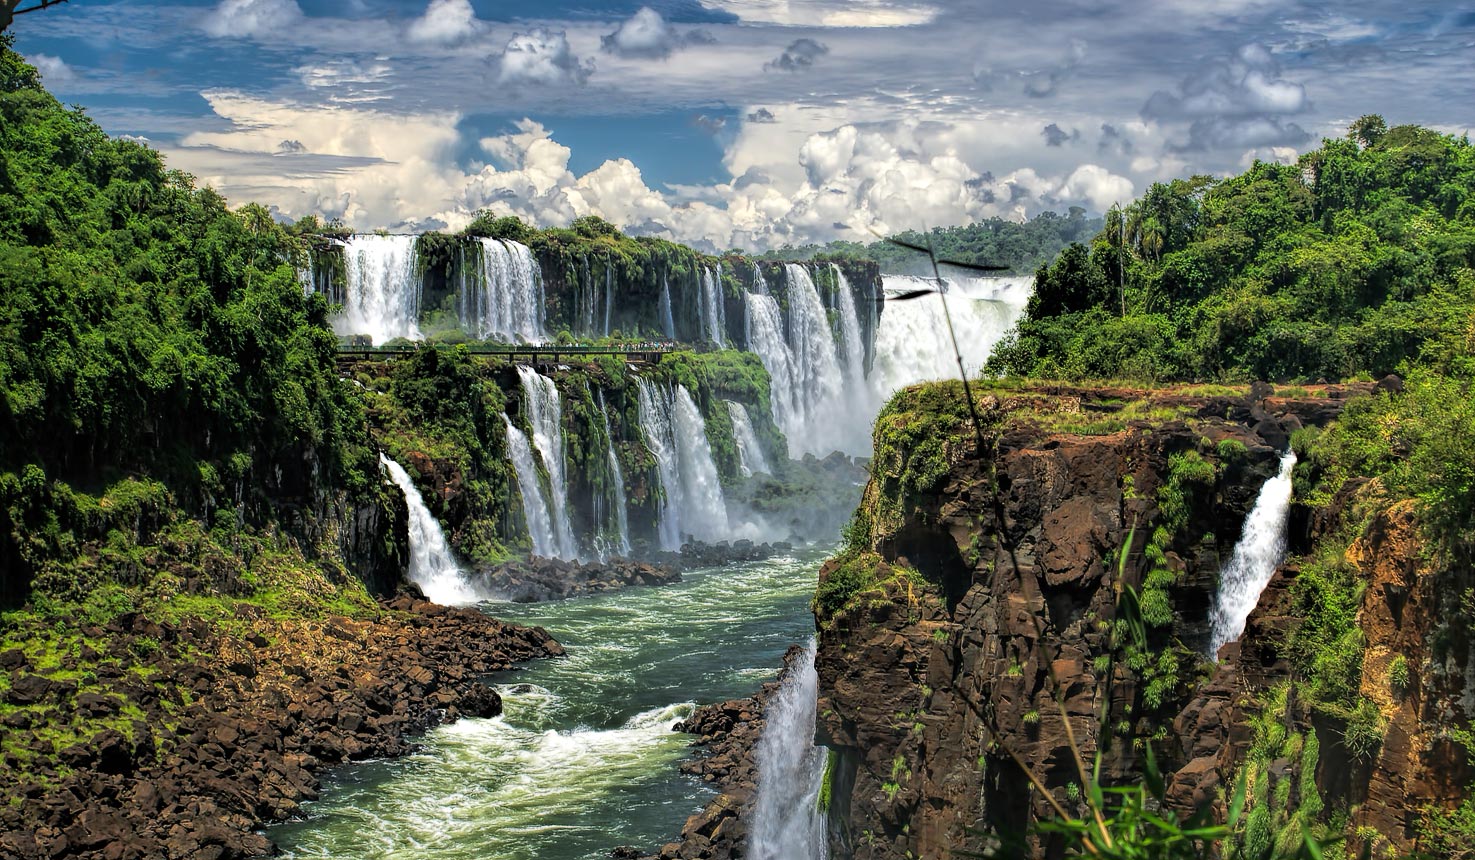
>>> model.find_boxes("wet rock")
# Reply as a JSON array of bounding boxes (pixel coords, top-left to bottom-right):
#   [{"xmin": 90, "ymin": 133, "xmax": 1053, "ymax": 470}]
[{"xmin": 469, "ymin": 557, "xmax": 680, "ymax": 603}]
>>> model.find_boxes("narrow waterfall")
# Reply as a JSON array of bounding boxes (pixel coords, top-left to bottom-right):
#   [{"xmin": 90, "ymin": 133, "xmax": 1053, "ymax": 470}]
[
  {"xmin": 603, "ymin": 264, "xmax": 614, "ymax": 337},
  {"xmin": 701, "ymin": 266, "xmax": 727, "ymax": 346},
  {"xmin": 597, "ymin": 390, "xmax": 632, "ymax": 559},
  {"xmin": 502, "ymin": 416, "xmax": 559, "ymax": 558},
  {"xmin": 378, "ymin": 454, "xmax": 480, "ymax": 606},
  {"xmin": 744, "ymin": 293, "xmax": 797, "ymax": 444},
  {"xmin": 461, "ymin": 238, "xmax": 545, "ymax": 343},
  {"xmin": 1208, "ymin": 450, "xmax": 1298, "ymax": 657},
  {"xmin": 516, "ymin": 367, "xmax": 578, "ymax": 560},
  {"xmin": 727, "ymin": 400, "xmax": 771, "ymax": 477},
  {"xmin": 636, "ymin": 379, "xmax": 729, "ymax": 550},
  {"xmin": 749, "ymin": 640, "xmax": 829, "ymax": 860},
  {"xmin": 831, "ymin": 265, "xmax": 873, "ymax": 416},
  {"xmin": 869, "ymin": 275, "xmax": 1030, "ymax": 398},
  {"xmin": 659, "ymin": 271, "xmax": 676, "ymax": 340},
  {"xmin": 337, "ymin": 235, "xmax": 421, "ymax": 344},
  {"xmin": 752, "ymin": 262, "xmax": 770, "ymax": 296}
]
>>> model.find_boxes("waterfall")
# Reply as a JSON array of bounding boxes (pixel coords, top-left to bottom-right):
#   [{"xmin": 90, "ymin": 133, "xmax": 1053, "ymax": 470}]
[
  {"xmin": 516, "ymin": 367, "xmax": 578, "ymax": 560},
  {"xmin": 869, "ymin": 275, "xmax": 1030, "ymax": 398},
  {"xmin": 597, "ymin": 390, "xmax": 632, "ymax": 559},
  {"xmin": 337, "ymin": 235, "xmax": 421, "ymax": 345},
  {"xmin": 379, "ymin": 454, "xmax": 480, "ymax": 606},
  {"xmin": 659, "ymin": 271, "xmax": 676, "ymax": 340},
  {"xmin": 701, "ymin": 266, "xmax": 727, "ymax": 346},
  {"xmin": 727, "ymin": 400, "xmax": 771, "ymax": 477},
  {"xmin": 749, "ymin": 640, "xmax": 829, "ymax": 860},
  {"xmin": 603, "ymin": 263, "xmax": 614, "ymax": 337},
  {"xmin": 831, "ymin": 265, "xmax": 873, "ymax": 418},
  {"xmin": 636, "ymin": 379, "xmax": 729, "ymax": 550},
  {"xmin": 502, "ymin": 416, "xmax": 559, "ymax": 558},
  {"xmin": 1208, "ymin": 450, "xmax": 1298, "ymax": 657},
  {"xmin": 752, "ymin": 262, "xmax": 770, "ymax": 296},
  {"xmin": 461, "ymin": 238, "xmax": 545, "ymax": 343},
  {"xmin": 744, "ymin": 292, "xmax": 797, "ymax": 445}
]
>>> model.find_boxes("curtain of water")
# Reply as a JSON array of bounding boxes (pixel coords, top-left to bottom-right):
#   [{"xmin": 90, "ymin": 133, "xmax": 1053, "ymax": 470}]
[
  {"xmin": 517, "ymin": 367, "xmax": 579, "ymax": 560},
  {"xmin": 1208, "ymin": 450, "xmax": 1298, "ymax": 656},
  {"xmin": 379, "ymin": 454, "xmax": 480, "ymax": 605},
  {"xmin": 749, "ymin": 639, "xmax": 829, "ymax": 860}
]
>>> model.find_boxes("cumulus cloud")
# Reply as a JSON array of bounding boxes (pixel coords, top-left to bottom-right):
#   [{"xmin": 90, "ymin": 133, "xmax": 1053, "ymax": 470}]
[
  {"xmin": 1054, "ymin": 164, "xmax": 1134, "ymax": 211},
  {"xmin": 1098, "ymin": 123, "xmax": 1134, "ymax": 156},
  {"xmin": 29, "ymin": 54, "xmax": 75, "ymax": 88},
  {"xmin": 698, "ymin": 0, "xmax": 937, "ymax": 28},
  {"xmin": 600, "ymin": 7, "xmax": 713, "ymax": 59},
  {"xmin": 1142, "ymin": 44, "xmax": 1312, "ymax": 151},
  {"xmin": 747, "ymin": 107, "xmax": 777, "ymax": 123},
  {"xmin": 202, "ymin": 0, "xmax": 303, "ymax": 38},
  {"xmin": 693, "ymin": 114, "xmax": 728, "ymax": 134},
  {"xmin": 1023, "ymin": 39, "xmax": 1086, "ymax": 98},
  {"xmin": 766, "ymin": 38, "xmax": 829, "ymax": 72},
  {"xmin": 408, "ymin": 0, "xmax": 482, "ymax": 45},
  {"xmin": 1042, "ymin": 123, "xmax": 1079, "ymax": 147},
  {"xmin": 497, "ymin": 28, "xmax": 594, "ymax": 86}
]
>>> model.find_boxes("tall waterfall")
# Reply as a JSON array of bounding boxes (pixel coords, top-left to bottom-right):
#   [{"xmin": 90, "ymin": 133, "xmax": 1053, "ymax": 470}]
[
  {"xmin": 460, "ymin": 238, "xmax": 546, "ymax": 343},
  {"xmin": 1208, "ymin": 450, "xmax": 1298, "ymax": 657},
  {"xmin": 727, "ymin": 400, "xmax": 771, "ymax": 477},
  {"xmin": 636, "ymin": 379, "xmax": 730, "ymax": 550},
  {"xmin": 503, "ymin": 416, "xmax": 559, "ymax": 558},
  {"xmin": 701, "ymin": 266, "xmax": 727, "ymax": 346},
  {"xmin": 597, "ymin": 390, "xmax": 632, "ymax": 559},
  {"xmin": 516, "ymin": 367, "xmax": 578, "ymax": 560},
  {"xmin": 749, "ymin": 640, "xmax": 829, "ymax": 860},
  {"xmin": 337, "ymin": 235, "xmax": 421, "ymax": 345},
  {"xmin": 831, "ymin": 265, "xmax": 873, "ymax": 418},
  {"xmin": 659, "ymin": 271, "xmax": 676, "ymax": 340},
  {"xmin": 869, "ymin": 275, "xmax": 1030, "ymax": 398},
  {"xmin": 603, "ymin": 264, "xmax": 614, "ymax": 337},
  {"xmin": 379, "ymin": 455, "xmax": 480, "ymax": 606}
]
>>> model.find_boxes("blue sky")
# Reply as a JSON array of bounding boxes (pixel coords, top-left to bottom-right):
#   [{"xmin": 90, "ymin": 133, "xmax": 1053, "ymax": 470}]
[{"xmin": 11, "ymin": 0, "xmax": 1474, "ymax": 250}]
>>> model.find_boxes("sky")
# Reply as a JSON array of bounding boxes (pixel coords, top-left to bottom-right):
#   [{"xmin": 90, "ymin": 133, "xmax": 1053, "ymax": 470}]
[{"xmin": 11, "ymin": 0, "xmax": 1475, "ymax": 251}]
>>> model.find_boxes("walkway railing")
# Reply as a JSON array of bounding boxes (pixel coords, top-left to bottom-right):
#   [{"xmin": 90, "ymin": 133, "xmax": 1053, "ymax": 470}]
[{"xmin": 335, "ymin": 343, "xmax": 675, "ymax": 363}]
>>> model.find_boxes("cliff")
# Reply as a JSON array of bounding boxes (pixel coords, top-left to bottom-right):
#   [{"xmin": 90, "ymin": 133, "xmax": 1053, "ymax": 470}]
[{"xmin": 804, "ymin": 380, "xmax": 1464, "ymax": 858}]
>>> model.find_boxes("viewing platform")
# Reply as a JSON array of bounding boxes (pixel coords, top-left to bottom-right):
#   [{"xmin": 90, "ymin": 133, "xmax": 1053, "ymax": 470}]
[{"xmin": 334, "ymin": 343, "xmax": 674, "ymax": 365}]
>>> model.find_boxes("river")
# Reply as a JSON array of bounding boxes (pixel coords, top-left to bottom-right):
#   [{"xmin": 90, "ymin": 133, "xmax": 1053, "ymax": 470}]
[{"xmin": 267, "ymin": 549, "xmax": 826, "ymax": 859}]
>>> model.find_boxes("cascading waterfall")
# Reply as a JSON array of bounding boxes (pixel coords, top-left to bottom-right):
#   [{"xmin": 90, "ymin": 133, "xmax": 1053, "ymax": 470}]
[
  {"xmin": 700, "ymin": 266, "xmax": 727, "ymax": 346},
  {"xmin": 1208, "ymin": 450, "xmax": 1298, "ymax": 657},
  {"xmin": 869, "ymin": 275, "xmax": 1031, "ymax": 398},
  {"xmin": 378, "ymin": 454, "xmax": 480, "ymax": 606},
  {"xmin": 831, "ymin": 264, "xmax": 873, "ymax": 416},
  {"xmin": 503, "ymin": 416, "xmax": 559, "ymax": 558},
  {"xmin": 749, "ymin": 639, "xmax": 829, "ymax": 860},
  {"xmin": 659, "ymin": 271, "xmax": 677, "ymax": 340},
  {"xmin": 596, "ymin": 390, "xmax": 632, "ymax": 559},
  {"xmin": 744, "ymin": 292, "xmax": 797, "ymax": 447},
  {"xmin": 461, "ymin": 238, "xmax": 545, "ymax": 343},
  {"xmin": 727, "ymin": 400, "xmax": 771, "ymax": 477},
  {"xmin": 516, "ymin": 367, "xmax": 579, "ymax": 560},
  {"xmin": 337, "ymin": 235, "xmax": 421, "ymax": 344},
  {"xmin": 636, "ymin": 379, "xmax": 730, "ymax": 550},
  {"xmin": 603, "ymin": 264, "xmax": 614, "ymax": 337}
]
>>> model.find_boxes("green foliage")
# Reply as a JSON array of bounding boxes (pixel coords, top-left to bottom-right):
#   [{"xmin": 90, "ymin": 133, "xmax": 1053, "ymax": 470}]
[
  {"xmin": 812, "ymin": 551, "xmax": 884, "ymax": 619},
  {"xmin": 1342, "ymin": 698, "xmax": 1385, "ymax": 762},
  {"xmin": 1388, "ymin": 655, "xmax": 1410, "ymax": 697},
  {"xmin": 1416, "ymin": 796, "xmax": 1475, "ymax": 860},
  {"xmin": 989, "ymin": 121, "xmax": 1475, "ymax": 383}
]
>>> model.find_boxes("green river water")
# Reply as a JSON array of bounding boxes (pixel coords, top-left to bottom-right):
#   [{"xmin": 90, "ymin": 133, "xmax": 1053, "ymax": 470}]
[{"xmin": 267, "ymin": 549, "xmax": 826, "ymax": 859}]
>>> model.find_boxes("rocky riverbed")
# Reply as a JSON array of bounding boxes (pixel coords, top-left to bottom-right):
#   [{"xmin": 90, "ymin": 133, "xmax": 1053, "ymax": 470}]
[{"xmin": 0, "ymin": 594, "xmax": 562, "ymax": 860}]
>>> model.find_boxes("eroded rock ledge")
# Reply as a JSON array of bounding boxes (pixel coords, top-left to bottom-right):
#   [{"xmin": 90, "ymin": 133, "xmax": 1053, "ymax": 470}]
[{"xmin": 0, "ymin": 595, "xmax": 562, "ymax": 860}]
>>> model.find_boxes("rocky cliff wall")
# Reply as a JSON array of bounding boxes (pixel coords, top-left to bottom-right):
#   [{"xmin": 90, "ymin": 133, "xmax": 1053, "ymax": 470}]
[{"xmin": 808, "ymin": 382, "xmax": 1399, "ymax": 858}]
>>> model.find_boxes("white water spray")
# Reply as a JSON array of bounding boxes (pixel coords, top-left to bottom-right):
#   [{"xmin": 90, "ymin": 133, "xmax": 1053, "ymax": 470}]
[
  {"xmin": 749, "ymin": 640, "xmax": 829, "ymax": 860},
  {"xmin": 461, "ymin": 238, "xmax": 545, "ymax": 343},
  {"xmin": 502, "ymin": 416, "xmax": 559, "ymax": 558},
  {"xmin": 727, "ymin": 400, "xmax": 771, "ymax": 477},
  {"xmin": 701, "ymin": 266, "xmax": 727, "ymax": 346},
  {"xmin": 378, "ymin": 454, "xmax": 480, "ymax": 606},
  {"xmin": 597, "ymin": 390, "xmax": 632, "ymax": 559},
  {"xmin": 337, "ymin": 235, "xmax": 421, "ymax": 345},
  {"xmin": 659, "ymin": 271, "xmax": 677, "ymax": 340},
  {"xmin": 636, "ymin": 380, "xmax": 730, "ymax": 550},
  {"xmin": 869, "ymin": 275, "xmax": 1030, "ymax": 398},
  {"xmin": 516, "ymin": 367, "xmax": 579, "ymax": 560},
  {"xmin": 1208, "ymin": 450, "xmax": 1298, "ymax": 657}
]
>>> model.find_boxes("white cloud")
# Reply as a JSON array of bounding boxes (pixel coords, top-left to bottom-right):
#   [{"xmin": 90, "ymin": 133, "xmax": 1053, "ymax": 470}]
[
  {"xmin": 497, "ymin": 28, "xmax": 594, "ymax": 86},
  {"xmin": 601, "ymin": 7, "xmax": 713, "ymax": 59},
  {"xmin": 697, "ymin": 0, "xmax": 937, "ymax": 28},
  {"xmin": 1055, "ymin": 164, "xmax": 1134, "ymax": 210},
  {"xmin": 29, "ymin": 54, "xmax": 75, "ymax": 88},
  {"xmin": 766, "ymin": 38, "xmax": 829, "ymax": 72},
  {"xmin": 202, "ymin": 0, "xmax": 303, "ymax": 38},
  {"xmin": 296, "ymin": 59, "xmax": 391, "ymax": 89},
  {"xmin": 408, "ymin": 0, "xmax": 482, "ymax": 46},
  {"xmin": 1143, "ymin": 43, "xmax": 1312, "ymax": 151}
]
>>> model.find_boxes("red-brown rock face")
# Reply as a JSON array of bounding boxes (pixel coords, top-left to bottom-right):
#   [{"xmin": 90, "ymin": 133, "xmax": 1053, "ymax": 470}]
[{"xmin": 812, "ymin": 384, "xmax": 1375, "ymax": 859}]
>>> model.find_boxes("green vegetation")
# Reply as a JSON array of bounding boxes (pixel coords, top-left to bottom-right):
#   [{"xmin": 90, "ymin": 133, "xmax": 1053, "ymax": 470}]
[
  {"xmin": 758, "ymin": 209, "xmax": 1102, "ymax": 276},
  {"xmin": 990, "ymin": 118, "xmax": 1475, "ymax": 383}
]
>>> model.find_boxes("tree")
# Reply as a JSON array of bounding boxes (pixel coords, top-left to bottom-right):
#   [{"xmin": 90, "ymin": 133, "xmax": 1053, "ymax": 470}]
[
  {"xmin": 0, "ymin": 0, "xmax": 68, "ymax": 33},
  {"xmin": 1349, "ymin": 114, "xmax": 1388, "ymax": 149}
]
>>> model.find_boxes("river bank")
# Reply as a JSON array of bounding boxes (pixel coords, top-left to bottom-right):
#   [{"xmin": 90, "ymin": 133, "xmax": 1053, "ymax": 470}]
[{"xmin": 0, "ymin": 594, "xmax": 562, "ymax": 860}]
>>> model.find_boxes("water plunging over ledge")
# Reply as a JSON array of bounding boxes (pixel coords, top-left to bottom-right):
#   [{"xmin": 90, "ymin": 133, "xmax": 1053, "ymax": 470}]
[
  {"xmin": 379, "ymin": 454, "xmax": 481, "ymax": 606},
  {"xmin": 1208, "ymin": 450, "xmax": 1298, "ymax": 657}
]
